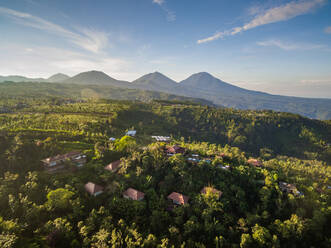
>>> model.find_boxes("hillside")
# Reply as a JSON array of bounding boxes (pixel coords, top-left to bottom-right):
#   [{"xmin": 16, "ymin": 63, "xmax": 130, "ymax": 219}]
[
  {"xmin": 1, "ymin": 71, "xmax": 331, "ymax": 119},
  {"xmin": 1, "ymin": 96, "xmax": 330, "ymax": 162},
  {"xmin": 63, "ymin": 70, "xmax": 130, "ymax": 88},
  {"xmin": 131, "ymin": 71, "xmax": 178, "ymax": 92},
  {"xmin": 0, "ymin": 73, "xmax": 70, "ymax": 83},
  {"xmin": 47, "ymin": 73, "xmax": 70, "ymax": 82},
  {"xmin": 0, "ymin": 97, "xmax": 330, "ymax": 247},
  {"xmin": 0, "ymin": 81, "xmax": 213, "ymax": 105}
]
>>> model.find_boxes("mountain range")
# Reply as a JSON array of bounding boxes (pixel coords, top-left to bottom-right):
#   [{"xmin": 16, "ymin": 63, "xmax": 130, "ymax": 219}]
[
  {"xmin": 1, "ymin": 70, "xmax": 331, "ymax": 119},
  {"xmin": 0, "ymin": 73, "xmax": 70, "ymax": 83}
]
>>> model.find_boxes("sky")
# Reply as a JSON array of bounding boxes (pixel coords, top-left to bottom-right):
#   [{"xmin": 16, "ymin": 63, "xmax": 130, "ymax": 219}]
[{"xmin": 0, "ymin": 0, "xmax": 331, "ymax": 98}]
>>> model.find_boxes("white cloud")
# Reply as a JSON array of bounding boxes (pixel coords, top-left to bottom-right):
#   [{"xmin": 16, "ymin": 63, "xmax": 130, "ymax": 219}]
[
  {"xmin": 325, "ymin": 26, "xmax": 331, "ymax": 34},
  {"xmin": 152, "ymin": 0, "xmax": 176, "ymax": 22},
  {"xmin": 197, "ymin": 0, "xmax": 326, "ymax": 44},
  {"xmin": 0, "ymin": 6, "xmax": 109, "ymax": 53},
  {"xmin": 153, "ymin": 0, "xmax": 164, "ymax": 5},
  {"xmin": 0, "ymin": 44, "xmax": 131, "ymax": 79},
  {"xmin": 257, "ymin": 39, "xmax": 327, "ymax": 51},
  {"xmin": 301, "ymin": 79, "xmax": 331, "ymax": 85}
]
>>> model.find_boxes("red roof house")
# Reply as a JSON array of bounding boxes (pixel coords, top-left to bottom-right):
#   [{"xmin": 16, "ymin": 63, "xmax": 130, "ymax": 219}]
[
  {"xmin": 166, "ymin": 145, "xmax": 186, "ymax": 155},
  {"xmin": 167, "ymin": 192, "xmax": 189, "ymax": 205},
  {"xmin": 123, "ymin": 188, "xmax": 145, "ymax": 201},
  {"xmin": 84, "ymin": 182, "xmax": 104, "ymax": 196},
  {"xmin": 105, "ymin": 160, "xmax": 121, "ymax": 172},
  {"xmin": 201, "ymin": 186, "xmax": 223, "ymax": 199},
  {"xmin": 247, "ymin": 158, "xmax": 263, "ymax": 167}
]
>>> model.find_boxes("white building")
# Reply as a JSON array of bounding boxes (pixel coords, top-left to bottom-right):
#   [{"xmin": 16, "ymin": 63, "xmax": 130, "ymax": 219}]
[
  {"xmin": 126, "ymin": 130, "xmax": 136, "ymax": 137},
  {"xmin": 151, "ymin": 136, "xmax": 171, "ymax": 142}
]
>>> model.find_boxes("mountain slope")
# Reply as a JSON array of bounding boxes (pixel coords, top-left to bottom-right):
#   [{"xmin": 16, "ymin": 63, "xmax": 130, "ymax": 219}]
[
  {"xmin": 47, "ymin": 73, "xmax": 70, "ymax": 82},
  {"xmin": 63, "ymin": 70, "xmax": 130, "ymax": 88},
  {"xmin": 0, "ymin": 75, "xmax": 45, "ymax": 83},
  {"xmin": 0, "ymin": 81, "xmax": 213, "ymax": 106},
  {"xmin": 172, "ymin": 72, "xmax": 331, "ymax": 120},
  {"xmin": 1, "ymin": 71, "xmax": 331, "ymax": 119},
  {"xmin": 131, "ymin": 71, "xmax": 178, "ymax": 92}
]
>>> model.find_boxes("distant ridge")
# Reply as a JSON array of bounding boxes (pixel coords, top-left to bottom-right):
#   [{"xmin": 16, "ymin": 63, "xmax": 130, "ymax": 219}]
[
  {"xmin": 0, "ymin": 73, "xmax": 70, "ymax": 83},
  {"xmin": 47, "ymin": 73, "xmax": 70, "ymax": 82},
  {"xmin": 1, "ymin": 70, "xmax": 331, "ymax": 119},
  {"xmin": 0, "ymin": 75, "xmax": 45, "ymax": 83},
  {"xmin": 63, "ymin": 70, "xmax": 130, "ymax": 88},
  {"xmin": 132, "ymin": 71, "xmax": 178, "ymax": 92}
]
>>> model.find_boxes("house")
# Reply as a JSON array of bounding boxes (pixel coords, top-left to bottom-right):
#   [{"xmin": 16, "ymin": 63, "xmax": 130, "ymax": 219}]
[
  {"xmin": 166, "ymin": 145, "xmax": 186, "ymax": 155},
  {"xmin": 218, "ymin": 165, "xmax": 230, "ymax": 170},
  {"xmin": 247, "ymin": 158, "xmax": 263, "ymax": 167},
  {"xmin": 152, "ymin": 136, "xmax": 171, "ymax": 142},
  {"xmin": 201, "ymin": 186, "xmax": 223, "ymax": 199},
  {"xmin": 123, "ymin": 188, "xmax": 145, "ymax": 201},
  {"xmin": 41, "ymin": 151, "xmax": 86, "ymax": 172},
  {"xmin": 105, "ymin": 160, "xmax": 121, "ymax": 172},
  {"xmin": 84, "ymin": 182, "xmax": 104, "ymax": 196},
  {"xmin": 167, "ymin": 192, "xmax": 189, "ymax": 205},
  {"xmin": 187, "ymin": 157, "xmax": 200, "ymax": 163},
  {"xmin": 279, "ymin": 182, "xmax": 303, "ymax": 196},
  {"xmin": 126, "ymin": 130, "xmax": 136, "ymax": 137}
]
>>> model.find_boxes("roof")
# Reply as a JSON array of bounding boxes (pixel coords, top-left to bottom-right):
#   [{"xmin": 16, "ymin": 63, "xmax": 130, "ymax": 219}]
[
  {"xmin": 84, "ymin": 182, "xmax": 104, "ymax": 195},
  {"xmin": 41, "ymin": 151, "xmax": 82, "ymax": 163},
  {"xmin": 201, "ymin": 187, "xmax": 223, "ymax": 198},
  {"xmin": 126, "ymin": 130, "xmax": 136, "ymax": 136},
  {"xmin": 123, "ymin": 188, "xmax": 145, "ymax": 200},
  {"xmin": 105, "ymin": 160, "xmax": 121, "ymax": 171},
  {"xmin": 167, "ymin": 145, "xmax": 185, "ymax": 154},
  {"xmin": 152, "ymin": 136, "xmax": 171, "ymax": 142},
  {"xmin": 167, "ymin": 192, "xmax": 189, "ymax": 205},
  {"xmin": 247, "ymin": 158, "xmax": 263, "ymax": 167}
]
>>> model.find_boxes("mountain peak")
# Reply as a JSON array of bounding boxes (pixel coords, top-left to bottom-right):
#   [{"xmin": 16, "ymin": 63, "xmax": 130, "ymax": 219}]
[
  {"xmin": 132, "ymin": 71, "xmax": 177, "ymax": 92},
  {"xmin": 133, "ymin": 71, "xmax": 176, "ymax": 83},
  {"xmin": 47, "ymin": 73, "xmax": 70, "ymax": 82},
  {"xmin": 190, "ymin": 72, "xmax": 215, "ymax": 79},
  {"xmin": 63, "ymin": 70, "xmax": 129, "ymax": 87}
]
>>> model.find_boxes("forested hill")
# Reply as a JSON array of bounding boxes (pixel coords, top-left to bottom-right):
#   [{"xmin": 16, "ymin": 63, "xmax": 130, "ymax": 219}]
[
  {"xmin": 1, "ymin": 70, "xmax": 331, "ymax": 120},
  {"xmin": 0, "ymin": 97, "xmax": 330, "ymax": 247},
  {"xmin": 0, "ymin": 97, "xmax": 330, "ymax": 163},
  {"xmin": 0, "ymin": 82, "xmax": 213, "ymax": 106}
]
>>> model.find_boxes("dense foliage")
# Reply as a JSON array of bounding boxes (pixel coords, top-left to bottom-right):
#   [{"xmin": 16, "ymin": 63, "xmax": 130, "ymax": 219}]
[{"xmin": 0, "ymin": 97, "xmax": 330, "ymax": 247}]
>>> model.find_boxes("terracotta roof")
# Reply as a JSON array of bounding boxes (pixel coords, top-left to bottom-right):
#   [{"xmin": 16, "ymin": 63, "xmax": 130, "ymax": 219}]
[
  {"xmin": 84, "ymin": 182, "xmax": 104, "ymax": 195},
  {"xmin": 167, "ymin": 192, "xmax": 189, "ymax": 205},
  {"xmin": 105, "ymin": 160, "xmax": 121, "ymax": 171},
  {"xmin": 201, "ymin": 186, "xmax": 222, "ymax": 198},
  {"xmin": 42, "ymin": 151, "xmax": 82, "ymax": 163},
  {"xmin": 167, "ymin": 145, "xmax": 185, "ymax": 154},
  {"xmin": 247, "ymin": 158, "xmax": 263, "ymax": 167},
  {"xmin": 123, "ymin": 188, "xmax": 145, "ymax": 200}
]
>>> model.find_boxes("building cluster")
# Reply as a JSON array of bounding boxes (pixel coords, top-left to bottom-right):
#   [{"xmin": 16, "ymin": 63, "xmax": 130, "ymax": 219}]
[
  {"xmin": 41, "ymin": 151, "xmax": 86, "ymax": 173},
  {"xmin": 279, "ymin": 181, "xmax": 303, "ymax": 196},
  {"xmin": 41, "ymin": 133, "xmax": 302, "ymax": 211},
  {"xmin": 81, "ymin": 144, "xmax": 224, "ymax": 208}
]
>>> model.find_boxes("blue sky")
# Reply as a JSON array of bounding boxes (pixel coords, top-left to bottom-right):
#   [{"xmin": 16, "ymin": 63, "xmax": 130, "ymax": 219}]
[{"xmin": 0, "ymin": 0, "xmax": 331, "ymax": 97}]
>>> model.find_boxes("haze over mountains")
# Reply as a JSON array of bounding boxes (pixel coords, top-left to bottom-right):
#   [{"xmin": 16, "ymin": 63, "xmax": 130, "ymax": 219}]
[{"xmin": 1, "ymin": 70, "xmax": 331, "ymax": 120}]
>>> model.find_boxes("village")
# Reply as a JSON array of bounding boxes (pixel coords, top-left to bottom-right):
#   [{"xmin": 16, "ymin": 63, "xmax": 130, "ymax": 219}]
[{"xmin": 41, "ymin": 129, "xmax": 304, "ymax": 211}]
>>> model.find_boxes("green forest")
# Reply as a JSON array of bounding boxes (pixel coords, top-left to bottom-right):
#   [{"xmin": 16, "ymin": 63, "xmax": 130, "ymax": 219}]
[{"xmin": 0, "ymin": 96, "xmax": 330, "ymax": 247}]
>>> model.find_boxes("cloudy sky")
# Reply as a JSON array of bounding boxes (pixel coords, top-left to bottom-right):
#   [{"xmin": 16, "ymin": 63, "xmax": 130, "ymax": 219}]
[{"xmin": 1, "ymin": 0, "xmax": 331, "ymax": 98}]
